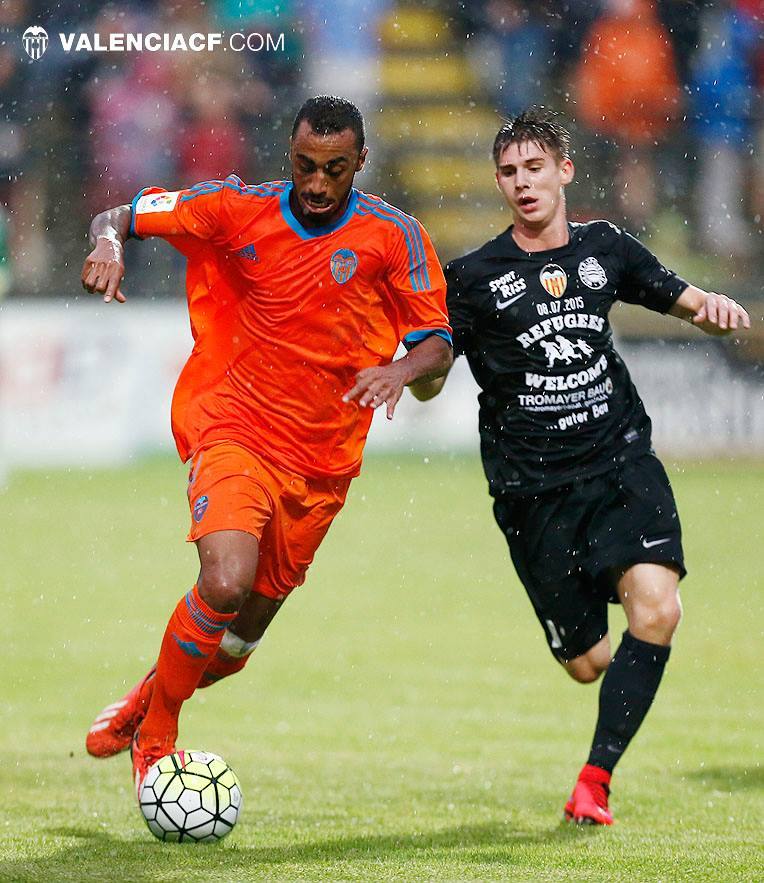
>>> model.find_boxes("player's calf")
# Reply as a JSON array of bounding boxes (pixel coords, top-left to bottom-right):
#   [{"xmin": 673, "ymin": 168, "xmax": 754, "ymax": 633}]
[{"xmin": 563, "ymin": 636, "xmax": 611, "ymax": 684}]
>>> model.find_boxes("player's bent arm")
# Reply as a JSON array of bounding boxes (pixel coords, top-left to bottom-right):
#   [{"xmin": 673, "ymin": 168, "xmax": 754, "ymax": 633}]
[
  {"xmin": 409, "ymin": 374, "xmax": 448, "ymax": 401},
  {"xmin": 81, "ymin": 204, "xmax": 132, "ymax": 304},
  {"xmin": 343, "ymin": 335, "xmax": 453, "ymax": 420},
  {"xmin": 402, "ymin": 334, "xmax": 454, "ymax": 385},
  {"xmin": 668, "ymin": 285, "xmax": 751, "ymax": 336}
]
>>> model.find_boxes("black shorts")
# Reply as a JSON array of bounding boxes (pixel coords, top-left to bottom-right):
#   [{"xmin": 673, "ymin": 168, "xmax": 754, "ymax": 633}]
[{"xmin": 493, "ymin": 453, "xmax": 685, "ymax": 663}]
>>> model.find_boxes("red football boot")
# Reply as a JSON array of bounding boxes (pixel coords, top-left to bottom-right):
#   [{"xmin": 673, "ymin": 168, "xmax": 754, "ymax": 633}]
[
  {"xmin": 86, "ymin": 667, "xmax": 156, "ymax": 758},
  {"xmin": 564, "ymin": 764, "xmax": 614, "ymax": 825},
  {"xmin": 131, "ymin": 730, "xmax": 175, "ymax": 801}
]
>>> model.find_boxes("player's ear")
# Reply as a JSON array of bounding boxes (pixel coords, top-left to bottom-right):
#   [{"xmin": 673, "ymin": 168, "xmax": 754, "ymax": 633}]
[
  {"xmin": 356, "ymin": 147, "xmax": 368, "ymax": 173},
  {"xmin": 560, "ymin": 157, "xmax": 574, "ymax": 185}
]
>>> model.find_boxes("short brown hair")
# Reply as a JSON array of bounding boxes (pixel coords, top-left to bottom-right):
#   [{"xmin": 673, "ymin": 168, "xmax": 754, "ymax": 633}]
[{"xmin": 492, "ymin": 107, "xmax": 571, "ymax": 167}]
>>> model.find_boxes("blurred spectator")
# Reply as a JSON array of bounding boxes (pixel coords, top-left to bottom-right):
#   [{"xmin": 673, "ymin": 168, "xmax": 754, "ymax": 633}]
[
  {"xmin": 468, "ymin": 0, "xmax": 552, "ymax": 115},
  {"xmin": 573, "ymin": 0, "xmax": 681, "ymax": 229},
  {"xmin": 87, "ymin": 53, "xmax": 180, "ymax": 209},
  {"xmin": 0, "ymin": 0, "xmax": 35, "ymax": 295},
  {"xmin": 655, "ymin": 0, "xmax": 703, "ymax": 88},
  {"xmin": 0, "ymin": 41, "xmax": 25, "ymax": 297},
  {"xmin": 302, "ymin": 0, "xmax": 389, "ymax": 120},
  {"xmin": 689, "ymin": 1, "xmax": 761, "ymax": 256},
  {"xmin": 177, "ymin": 71, "xmax": 248, "ymax": 183},
  {"xmin": 85, "ymin": 7, "xmax": 180, "ymax": 208}
]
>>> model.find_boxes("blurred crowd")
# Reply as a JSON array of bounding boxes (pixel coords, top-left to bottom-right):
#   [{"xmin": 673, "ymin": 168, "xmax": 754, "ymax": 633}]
[
  {"xmin": 2, "ymin": 0, "xmax": 763, "ymax": 298},
  {"xmin": 464, "ymin": 0, "xmax": 764, "ymax": 260}
]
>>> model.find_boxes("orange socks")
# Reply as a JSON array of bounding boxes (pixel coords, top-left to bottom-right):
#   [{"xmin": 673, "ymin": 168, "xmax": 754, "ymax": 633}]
[{"xmin": 139, "ymin": 585, "xmax": 236, "ymax": 752}]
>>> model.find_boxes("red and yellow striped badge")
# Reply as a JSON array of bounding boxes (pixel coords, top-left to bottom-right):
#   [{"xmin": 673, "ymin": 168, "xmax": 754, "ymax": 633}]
[{"xmin": 539, "ymin": 263, "xmax": 567, "ymax": 298}]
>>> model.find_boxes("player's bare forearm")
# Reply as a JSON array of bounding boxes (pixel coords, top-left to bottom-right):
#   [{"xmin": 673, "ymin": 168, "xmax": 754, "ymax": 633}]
[
  {"xmin": 407, "ymin": 337, "xmax": 452, "ymax": 400},
  {"xmin": 401, "ymin": 334, "xmax": 453, "ymax": 385},
  {"xmin": 669, "ymin": 285, "xmax": 750, "ymax": 336},
  {"xmin": 82, "ymin": 205, "xmax": 131, "ymax": 303},
  {"xmin": 88, "ymin": 204, "xmax": 131, "ymax": 247},
  {"xmin": 343, "ymin": 335, "xmax": 453, "ymax": 419}
]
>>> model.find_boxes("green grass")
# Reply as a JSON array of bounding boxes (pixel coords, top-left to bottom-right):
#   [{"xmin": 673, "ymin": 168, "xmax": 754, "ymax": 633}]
[{"xmin": 1, "ymin": 455, "xmax": 762, "ymax": 882}]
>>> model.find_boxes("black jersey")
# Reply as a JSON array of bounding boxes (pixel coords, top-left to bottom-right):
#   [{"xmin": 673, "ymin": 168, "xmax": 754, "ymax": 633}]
[{"xmin": 445, "ymin": 220, "xmax": 688, "ymax": 496}]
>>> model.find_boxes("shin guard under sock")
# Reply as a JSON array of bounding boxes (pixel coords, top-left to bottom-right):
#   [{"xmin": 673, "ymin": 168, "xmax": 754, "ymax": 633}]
[
  {"xmin": 587, "ymin": 630, "xmax": 671, "ymax": 774},
  {"xmin": 198, "ymin": 632, "xmax": 260, "ymax": 688}
]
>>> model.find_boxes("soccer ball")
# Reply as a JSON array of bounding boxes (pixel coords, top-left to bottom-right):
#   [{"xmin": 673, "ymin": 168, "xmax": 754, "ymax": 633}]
[{"xmin": 138, "ymin": 750, "xmax": 242, "ymax": 842}]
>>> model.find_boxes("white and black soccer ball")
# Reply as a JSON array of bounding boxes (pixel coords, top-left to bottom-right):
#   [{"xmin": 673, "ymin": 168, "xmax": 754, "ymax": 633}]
[{"xmin": 138, "ymin": 750, "xmax": 242, "ymax": 842}]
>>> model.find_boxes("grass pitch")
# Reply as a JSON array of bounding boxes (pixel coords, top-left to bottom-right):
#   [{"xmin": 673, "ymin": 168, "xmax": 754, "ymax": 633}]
[{"xmin": 1, "ymin": 455, "xmax": 762, "ymax": 881}]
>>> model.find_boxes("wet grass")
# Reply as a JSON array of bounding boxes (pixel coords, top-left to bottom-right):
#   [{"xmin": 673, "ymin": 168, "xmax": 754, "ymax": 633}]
[{"xmin": 1, "ymin": 455, "xmax": 762, "ymax": 881}]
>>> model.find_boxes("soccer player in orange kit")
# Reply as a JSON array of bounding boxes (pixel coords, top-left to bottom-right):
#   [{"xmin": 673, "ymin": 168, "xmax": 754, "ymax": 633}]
[{"xmin": 80, "ymin": 96, "xmax": 453, "ymax": 797}]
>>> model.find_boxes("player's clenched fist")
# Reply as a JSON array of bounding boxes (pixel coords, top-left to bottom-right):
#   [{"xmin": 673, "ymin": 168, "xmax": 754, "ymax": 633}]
[{"xmin": 81, "ymin": 236, "xmax": 127, "ymax": 303}]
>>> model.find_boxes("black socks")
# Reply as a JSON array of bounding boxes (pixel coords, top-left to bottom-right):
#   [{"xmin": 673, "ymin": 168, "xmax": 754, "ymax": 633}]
[{"xmin": 587, "ymin": 630, "xmax": 671, "ymax": 774}]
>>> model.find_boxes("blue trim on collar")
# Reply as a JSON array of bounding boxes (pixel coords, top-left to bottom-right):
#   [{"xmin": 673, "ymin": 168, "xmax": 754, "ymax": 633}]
[{"xmin": 279, "ymin": 183, "xmax": 358, "ymax": 239}]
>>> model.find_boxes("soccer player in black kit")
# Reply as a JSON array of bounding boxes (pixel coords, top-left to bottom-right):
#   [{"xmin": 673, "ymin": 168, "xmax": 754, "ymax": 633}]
[{"xmin": 416, "ymin": 109, "xmax": 751, "ymax": 824}]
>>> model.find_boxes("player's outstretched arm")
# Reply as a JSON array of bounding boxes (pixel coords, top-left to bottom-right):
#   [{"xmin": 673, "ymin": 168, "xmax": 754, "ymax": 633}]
[
  {"xmin": 668, "ymin": 285, "xmax": 751, "ymax": 336},
  {"xmin": 343, "ymin": 335, "xmax": 453, "ymax": 420},
  {"xmin": 81, "ymin": 204, "xmax": 131, "ymax": 304}
]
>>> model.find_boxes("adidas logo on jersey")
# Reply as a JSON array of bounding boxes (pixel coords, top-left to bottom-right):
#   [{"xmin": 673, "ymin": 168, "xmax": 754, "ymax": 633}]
[{"xmin": 236, "ymin": 244, "xmax": 259, "ymax": 262}]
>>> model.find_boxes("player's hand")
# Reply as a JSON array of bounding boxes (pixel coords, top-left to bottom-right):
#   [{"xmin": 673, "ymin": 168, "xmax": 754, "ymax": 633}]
[
  {"xmin": 81, "ymin": 236, "xmax": 127, "ymax": 303},
  {"xmin": 343, "ymin": 361, "xmax": 413, "ymax": 420},
  {"xmin": 693, "ymin": 292, "xmax": 750, "ymax": 335}
]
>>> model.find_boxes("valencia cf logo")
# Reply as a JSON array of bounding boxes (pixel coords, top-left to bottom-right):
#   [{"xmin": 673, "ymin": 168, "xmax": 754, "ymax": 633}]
[
  {"xmin": 539, "ymin": 263, "xmax": 567, "ymax": 298},
  {"xmin": 330, "ymin": 248, "xmax": 358, "ymax": 284},
  {"xmin": 193, "ymin": 495, "xmax": 209, "ymax": 523},
  {"xmin": 22, "ymin": 25, "xmax": 48, "ymax": 61}
]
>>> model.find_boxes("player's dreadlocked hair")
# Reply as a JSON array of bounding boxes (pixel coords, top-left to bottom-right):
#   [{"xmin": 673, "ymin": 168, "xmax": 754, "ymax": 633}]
[
  {"xmin": 292, "ymin": 96, "xmax": 366, "ymax": 152},
  {"xmin": 492, "ymin": 107, "xmax": 571, "ymax": 167}
]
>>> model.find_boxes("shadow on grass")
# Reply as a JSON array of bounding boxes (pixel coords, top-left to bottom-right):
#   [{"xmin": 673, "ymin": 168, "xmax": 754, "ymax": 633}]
[
  {"xmin": 684, "ymin": 764, "xmax": 764, "ymax": 792},
  {"xmin": 0, "ymin": 821, "xmax": 601, "ymax": 880}
]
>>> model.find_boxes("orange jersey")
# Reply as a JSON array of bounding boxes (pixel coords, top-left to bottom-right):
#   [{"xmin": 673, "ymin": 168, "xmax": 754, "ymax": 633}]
[{"xmin": 131, "ymin": 175, "xmax": 451, "ymax": 477}]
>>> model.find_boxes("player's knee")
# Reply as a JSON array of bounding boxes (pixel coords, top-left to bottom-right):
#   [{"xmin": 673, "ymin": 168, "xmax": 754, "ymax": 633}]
[
  {"xmin": 198, "ymin": 562, "xmax": 254, "ymax": 614},
  {"xmin": 631, "ymin": 595, "xmax": 682, "ymax": 641}
]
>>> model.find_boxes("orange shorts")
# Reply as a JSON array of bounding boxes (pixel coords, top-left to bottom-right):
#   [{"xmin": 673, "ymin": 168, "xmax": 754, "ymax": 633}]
[{"xmin": 185, "ymin": 442, "xmax": 351, "ymax": 601}]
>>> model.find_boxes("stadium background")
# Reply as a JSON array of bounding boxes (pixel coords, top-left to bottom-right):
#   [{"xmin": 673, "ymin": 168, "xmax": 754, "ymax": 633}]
[{"xmin": 0, "ymin": 0, "xmax": 762, "ymax": 467}]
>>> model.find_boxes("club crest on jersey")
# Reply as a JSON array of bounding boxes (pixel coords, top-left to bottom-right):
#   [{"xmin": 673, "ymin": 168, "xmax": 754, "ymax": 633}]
[
  {"xmin": 539, "ymin": 263, "xmax": 567, "ymax": 298},
  {"xmin": 192, "ymin": 495, "xmax": 209, "ymax": 523},
  {"xmin": 578, "ymin": 257, "xmax": 608, "ymax": 290},
  {"xmin": 330, "ymin": 248, "xmax": 358, "ymax": 284}
]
